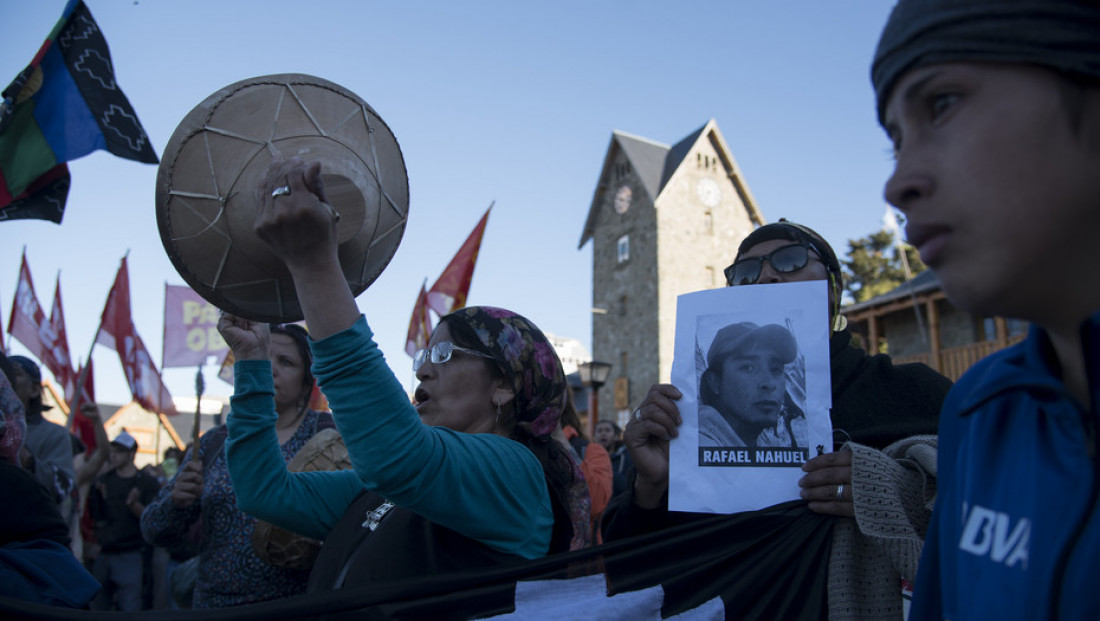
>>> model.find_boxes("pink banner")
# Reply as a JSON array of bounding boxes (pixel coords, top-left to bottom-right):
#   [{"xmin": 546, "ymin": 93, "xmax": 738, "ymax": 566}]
[{"xmin": 162, "ymin": 285, "xmax": 227, "ymax": 369}]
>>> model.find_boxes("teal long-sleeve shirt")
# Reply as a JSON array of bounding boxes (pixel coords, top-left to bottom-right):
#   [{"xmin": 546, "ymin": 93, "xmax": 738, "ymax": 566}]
[{"xmin": 225, "ymin": 315, "xmax": 553, "ymax": 560}]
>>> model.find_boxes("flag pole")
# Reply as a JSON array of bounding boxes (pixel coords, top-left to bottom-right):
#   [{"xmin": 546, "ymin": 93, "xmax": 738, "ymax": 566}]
[
  {"xmin": 884, "ymin": 209, "xmax": 928, "ymax": 345},
  {"xmin": 193, "ymin": 362, "xmax": 205, "ymax": 451},
  {"xmin": 68, "ymin": 251, "xmax": 129, "ymax": 430}
]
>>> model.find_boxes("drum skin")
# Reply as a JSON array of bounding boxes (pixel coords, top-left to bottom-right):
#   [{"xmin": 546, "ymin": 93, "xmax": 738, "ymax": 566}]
[{"xmin": 156, "ymin": 74, "xmax": 409, "ymax": 322}]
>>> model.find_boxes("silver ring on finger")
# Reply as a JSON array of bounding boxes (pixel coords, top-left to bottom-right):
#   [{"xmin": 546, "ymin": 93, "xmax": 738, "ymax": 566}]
[
  {"xmin": 836, "ymin": 484, "xmax": 845, "ymax": 502},
  {"xmin": 271, "ymin": 185, "xmax": 291, "ymax": 198},
  {"xmin": 633, "ymin": 407, "xmax": 643, "ymax": 423}
]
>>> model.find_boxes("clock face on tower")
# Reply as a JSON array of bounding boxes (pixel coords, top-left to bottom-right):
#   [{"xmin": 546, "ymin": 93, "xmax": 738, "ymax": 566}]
[
  {"xmin": 696, "ymin": 177, "xmax": 721, "ymax": 207},
  {"xmin": 614, "ymin": 185, "xmax": 632, "ymax": 214}
]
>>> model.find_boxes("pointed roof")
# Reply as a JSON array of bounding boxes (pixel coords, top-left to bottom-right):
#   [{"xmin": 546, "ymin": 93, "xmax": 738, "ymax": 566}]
[
  {"xmin": 659, "ymin": 123, "xmax": 706, "ymax": 190},
  {"xmin": 616, "ymin": 130, "xmax": 670, "ymax": 202},
  {"xmin": 842, "ymin": 269, "xmax": 941, "ymax": 314},
  {"xmin": 579, "ymin": 120, "xmax": 764, "ymax": 248}
]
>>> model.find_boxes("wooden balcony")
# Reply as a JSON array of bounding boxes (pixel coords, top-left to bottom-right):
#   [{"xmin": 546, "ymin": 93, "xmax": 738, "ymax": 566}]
[{"xmin": 892, "ymin": 333, "xmax": 1026, "ymax": 382}]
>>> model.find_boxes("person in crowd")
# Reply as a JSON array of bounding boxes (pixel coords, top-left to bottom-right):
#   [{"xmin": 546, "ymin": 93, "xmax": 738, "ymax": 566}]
[
  {"xmin": 872, "ymin": 1, "xmax": 1100, "ymax": 618},
  {"xmin": 0, "ymin": 352, "xmax": 99, "ymax": 608},
  {"xmin": 604, "ymin": 220, "xmax": 952, "ymax": 619},
  {"xmin": 70, "ymin": 402, "xmax": 109, "ymax": 564},
  {"xmin": 555, "ymin": 395, "xmax": 611, "ymax": 544},
  {"xmin": 160, "ymin": 447, "xmax": 183, "ymax": 481},
  {"xmin": 141, "ymin": 323, "xmax": 333, "ymax": 608},
  {"xmin": 8, "ymin": 355, "xmax": 75, "ymax": 508},
  {"xmin": 698, "ymin": 321, "xmax": 806, "ymax": 449},
  {"xmin": 594, "ymin": 420, "xmax": 633, "ymax": 497},
  {"xmin": 87, "ymin": 430, "xmax": 160, "ymax": 611},
  {"xmin": 220, "ymin": 156, "xmax": 589, "ymax": 592},
  {"xmin": 1, "ymin": 354, "xmax": 100, "ymax": 608}
]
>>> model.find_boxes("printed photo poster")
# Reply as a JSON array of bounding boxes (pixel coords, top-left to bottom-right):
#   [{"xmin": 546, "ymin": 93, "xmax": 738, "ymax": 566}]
[{"xmin": 668, "ymin": 280, "xmax": 833, "ymax": 514}]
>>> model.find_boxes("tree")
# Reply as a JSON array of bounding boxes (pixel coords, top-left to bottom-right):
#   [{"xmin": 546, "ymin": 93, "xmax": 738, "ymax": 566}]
[{"xmin": 842, "ymin": 228, "xmax": 926, "ymax": 304}]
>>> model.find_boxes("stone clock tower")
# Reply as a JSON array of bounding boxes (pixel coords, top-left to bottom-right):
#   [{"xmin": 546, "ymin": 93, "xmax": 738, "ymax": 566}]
[{"xmin": 578, "ymin": 119, "xmax": 765, "ymax": 426}]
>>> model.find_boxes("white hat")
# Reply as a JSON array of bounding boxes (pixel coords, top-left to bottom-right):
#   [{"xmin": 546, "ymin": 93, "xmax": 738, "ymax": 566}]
[{"xmin": 111, "ymin": 430, "xmax": 138, "ymax": 450}]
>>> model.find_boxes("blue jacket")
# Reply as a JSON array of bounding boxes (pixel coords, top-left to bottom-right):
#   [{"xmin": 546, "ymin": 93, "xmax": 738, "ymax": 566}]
[{"xmin": 911, "ymin": 315, "xmax": 1100, "ymax": 620}]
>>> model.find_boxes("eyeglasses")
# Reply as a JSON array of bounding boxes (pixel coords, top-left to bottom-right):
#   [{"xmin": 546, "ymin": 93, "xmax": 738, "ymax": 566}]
[
  {"xmin": 413, "ymin": 341, "xmax": 494, "ymax": 373},
  {"xmin": 724, "ymin": 243, "xmax": 818, "ymax": 286}
]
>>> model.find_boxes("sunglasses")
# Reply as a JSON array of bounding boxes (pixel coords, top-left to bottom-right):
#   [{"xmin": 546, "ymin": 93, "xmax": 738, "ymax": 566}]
[
  {"xmin": 724, "ymin": 243, "xmax": 818, "ymax": 286},
  {"xmin": 413, "ymin": 341, "xmax": 494, "ymax": 373}
]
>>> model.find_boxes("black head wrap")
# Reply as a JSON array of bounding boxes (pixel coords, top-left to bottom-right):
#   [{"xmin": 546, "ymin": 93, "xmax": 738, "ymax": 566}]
[{"xmin": 872, "ymin": 0, "xmax": 1100, "ymax": 125}]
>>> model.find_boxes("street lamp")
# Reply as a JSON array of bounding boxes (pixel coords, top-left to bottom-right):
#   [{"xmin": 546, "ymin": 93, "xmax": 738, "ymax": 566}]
[{"xmin": 577, "ymin": 360, "xmax": 613, "ymax": 439}]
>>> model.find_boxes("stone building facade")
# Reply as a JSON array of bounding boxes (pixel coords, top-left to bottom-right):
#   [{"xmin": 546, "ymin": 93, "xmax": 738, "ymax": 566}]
[{"xmin": 579, "ymin": 120, "xmax": 764, "ymax": 425}]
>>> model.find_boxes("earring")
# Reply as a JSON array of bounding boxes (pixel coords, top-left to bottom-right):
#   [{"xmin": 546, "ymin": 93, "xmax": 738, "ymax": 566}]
[
  {"xmin": 832, "ymin": 314, "xmax": 848, "ymax": 332},
  {"xmin": 495, "ymin": 401, "xmax": 502, "ymax": 427}
]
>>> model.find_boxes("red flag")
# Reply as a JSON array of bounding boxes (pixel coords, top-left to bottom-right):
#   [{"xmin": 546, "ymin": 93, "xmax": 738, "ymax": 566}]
[
  {"xmin": 95, "ymin": 257, "xmax": 131, "ymax": 352},
  {"xmin": 426, "ymin": 206, "xmax": 490, "ymax": 316},
  {"xmin": 7, "ymin": 255, "xmax": 73, "ymax": 389},
  {"xmin": 69, "ymin": 359, "xmax": 97, "ymax": 450},
  {"xmin": 48, "ymin": 277, "xmax": 76, "ymax": 399},
  {"xmin": 119, "ymin": 329, "xmax": 178, "ymax": 417},
  {"xmin": 94, "ymin": 257, "xmax": 177, "ymax": 416},
  {"xmin": 405, "ymin": 283, "xmax": 433, "ymax": 357},
  {"xmin": 7, "ymin": 252, "xmax": 48, "ymax": 360}
]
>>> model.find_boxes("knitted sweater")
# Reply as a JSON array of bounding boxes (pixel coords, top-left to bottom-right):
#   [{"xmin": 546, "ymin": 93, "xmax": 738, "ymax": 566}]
[{"xmin": 829, "ymin": 436, "xmax": 937, "ymax": 620}]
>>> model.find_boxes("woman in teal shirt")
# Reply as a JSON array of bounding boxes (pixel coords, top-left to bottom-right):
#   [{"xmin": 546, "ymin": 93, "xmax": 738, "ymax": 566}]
[{"xmin": 221, "ymin": 157, "xmax": 589, "ymax": 590}]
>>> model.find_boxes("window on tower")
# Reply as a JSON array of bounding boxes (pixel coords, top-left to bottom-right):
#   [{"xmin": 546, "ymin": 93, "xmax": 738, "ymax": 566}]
[{"xmin": 617, "ymin": 235, "xmax": 630, "ymax": 263}]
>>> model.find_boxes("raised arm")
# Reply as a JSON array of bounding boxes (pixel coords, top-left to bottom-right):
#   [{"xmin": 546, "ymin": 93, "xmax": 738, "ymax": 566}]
[
  {"xmin": 253, "ymin": 157, "xmax": 358, "ymax": 339},
  {"xmin": 74, "ymin": 402, "xmax": 109, "ymax": 487}
]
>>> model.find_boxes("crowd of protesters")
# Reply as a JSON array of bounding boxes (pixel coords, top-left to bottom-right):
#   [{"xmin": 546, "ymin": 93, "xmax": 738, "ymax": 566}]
[
  {"xmin": 4, "ymin": 1, "xmax": 1099, "ymax": 618},
  {"xmin": 0, "ymin": 351, "xmax": 203, "ymax": 611}
]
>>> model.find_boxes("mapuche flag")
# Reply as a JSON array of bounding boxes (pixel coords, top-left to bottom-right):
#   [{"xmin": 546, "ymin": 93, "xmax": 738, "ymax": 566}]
[
  {"xmin": 0, "ymin": 0, "xmax": 158, "ymax": 223},
  {"xmin": 426, "ymin": 205, "xmax": 491, "ymax": 316}
]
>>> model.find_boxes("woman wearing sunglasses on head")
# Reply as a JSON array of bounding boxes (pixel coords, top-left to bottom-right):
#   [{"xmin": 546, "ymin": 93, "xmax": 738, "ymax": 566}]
[
  {"xmin": 604, "ymin": 220, "xmax": 953, "ymax": 619},
  {"xmin": 218, "ymin": 157, "xmax": 590, "ymax": 593}
]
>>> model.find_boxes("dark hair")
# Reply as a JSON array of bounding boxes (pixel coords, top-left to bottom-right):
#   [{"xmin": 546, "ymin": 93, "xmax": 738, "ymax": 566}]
[
  {"xmin": 560, "ymin": 391, "xmax": 586, "ymax": 441},
  {"xmin": 270, "ymin": 323, "xmax": 315, "ymax": 409},
  {"xmin": 7, "ymin": 355, "xmax": 44, "ymax": 416},
  {"xmin": 0, "ymin": 352, "xmax": 15, "ymax": 387},
  {"xmin": 595, "ymin": 419, "xmax": 621, "ymax": 437}
]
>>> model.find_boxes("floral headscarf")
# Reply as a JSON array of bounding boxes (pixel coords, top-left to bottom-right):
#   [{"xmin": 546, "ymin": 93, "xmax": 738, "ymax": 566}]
[
  {"xmin": 442, "ymin": 306, "xmax": 592, "ymax": 550},
  {"xmin": 442, "ymin": 306, "xmax": 566, "ymax": 437}
]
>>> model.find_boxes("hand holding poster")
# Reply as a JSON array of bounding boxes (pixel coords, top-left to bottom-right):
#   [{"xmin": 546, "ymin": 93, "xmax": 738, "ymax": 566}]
[{"xmin": 669, "ymin": 280, "xmax": 833, "ymax": 514}]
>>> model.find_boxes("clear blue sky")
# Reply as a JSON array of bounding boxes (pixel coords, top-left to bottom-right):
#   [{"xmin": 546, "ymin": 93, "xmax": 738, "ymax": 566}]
[{"xmin": 1, "ymin": 1, "xmax": 900, "ymax": 406}]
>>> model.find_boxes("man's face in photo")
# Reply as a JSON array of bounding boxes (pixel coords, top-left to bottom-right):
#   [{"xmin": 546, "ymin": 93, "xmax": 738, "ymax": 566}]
[{"xmin": 714, "ymin": 344, "xmax": 787, "ymax": 427}]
